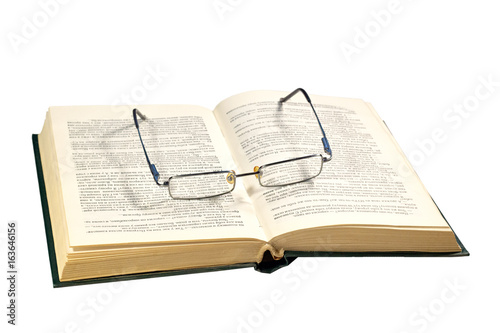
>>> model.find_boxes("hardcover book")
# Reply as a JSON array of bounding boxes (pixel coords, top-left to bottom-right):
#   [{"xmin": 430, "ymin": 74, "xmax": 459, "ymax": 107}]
[{"xmin": 33, "ymin": 89, "xmax": 468, "ymax": 287}]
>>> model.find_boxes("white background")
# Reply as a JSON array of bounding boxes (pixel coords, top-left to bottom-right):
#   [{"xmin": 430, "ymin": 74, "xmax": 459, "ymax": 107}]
[{"xmin": 1, "ymin": 1, "xmax": 499, "ymax": 332}]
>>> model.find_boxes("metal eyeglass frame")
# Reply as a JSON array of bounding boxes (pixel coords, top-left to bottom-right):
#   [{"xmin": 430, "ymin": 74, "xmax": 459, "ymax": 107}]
[{"xmin": 133, "ymin": 88, "xmax": 332, "ymax": 199}]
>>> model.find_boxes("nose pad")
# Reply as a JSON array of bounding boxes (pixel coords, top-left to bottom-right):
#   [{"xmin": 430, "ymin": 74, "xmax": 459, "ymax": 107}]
[
  {"xmin": 254, "ymin": 166, "xmax": 260, "ymax": 178},
  {"xmin": 226, "ymin": 172, "xmax": 235, "ymax": 184}
]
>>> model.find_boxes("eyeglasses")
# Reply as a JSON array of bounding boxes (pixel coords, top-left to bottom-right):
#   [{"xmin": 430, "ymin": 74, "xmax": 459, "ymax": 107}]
[{"xmin": 133, "ymin": 88, "xmax": 332, "ymax": 199}]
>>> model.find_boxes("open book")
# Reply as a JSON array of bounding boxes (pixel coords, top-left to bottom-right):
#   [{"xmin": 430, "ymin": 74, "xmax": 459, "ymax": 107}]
[{"xmin": 34, "ymin": 89, "xmax": 467, "ymax": 285}]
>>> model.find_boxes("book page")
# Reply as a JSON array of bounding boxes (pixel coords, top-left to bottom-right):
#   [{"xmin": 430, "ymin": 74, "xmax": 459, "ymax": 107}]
[
  {"xmin": 48, "ymin": 105, "xmax": 266, "ymax": 247},
  {"xmin": 213, "ymin": 90, "xmax": 451, "ymax": 239}
]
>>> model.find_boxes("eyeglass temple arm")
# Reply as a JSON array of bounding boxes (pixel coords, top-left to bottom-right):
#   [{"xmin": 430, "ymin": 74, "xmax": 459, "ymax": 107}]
[
  {"xmin": 133, "ymin": 108, "xmax": 167, "ymax": 186},
  {"xmin": 279, "ymin": 88, "xmax": 332, "ymax": 162}
]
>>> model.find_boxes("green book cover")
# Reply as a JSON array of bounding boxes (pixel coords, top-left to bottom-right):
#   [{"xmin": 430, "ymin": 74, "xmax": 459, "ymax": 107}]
[{"xmin": 33, "ymin": 134, "xmax": 468, "ymax": 287}]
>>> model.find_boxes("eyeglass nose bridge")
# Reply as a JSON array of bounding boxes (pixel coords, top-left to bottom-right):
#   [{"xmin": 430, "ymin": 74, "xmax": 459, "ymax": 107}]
[{"xmin": 233, "ymin": 166, "xmax": 262, "ymax": 181}]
